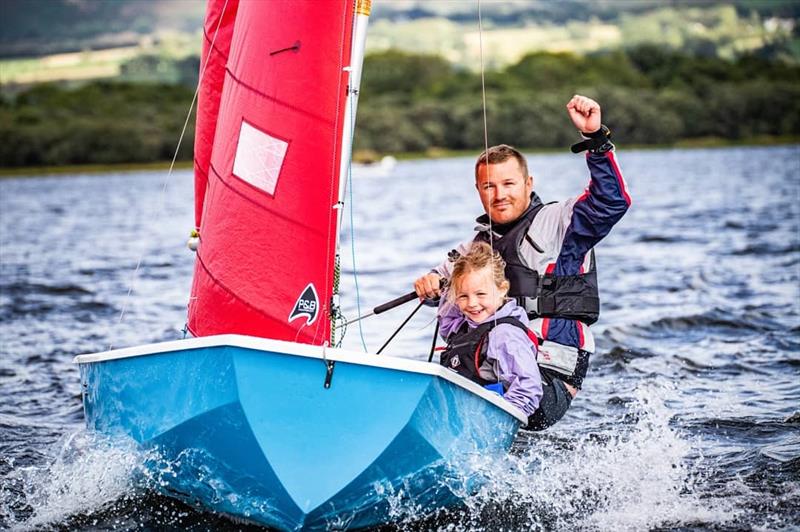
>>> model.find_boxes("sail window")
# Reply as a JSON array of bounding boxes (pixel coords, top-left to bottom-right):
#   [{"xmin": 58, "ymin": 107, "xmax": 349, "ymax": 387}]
[{"xmin": 232, "ymin": 120, "xmax": 289, "ymax": 196}]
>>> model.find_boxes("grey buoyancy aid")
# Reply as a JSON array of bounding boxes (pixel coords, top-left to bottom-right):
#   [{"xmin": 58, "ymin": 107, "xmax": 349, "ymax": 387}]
[
  {"xmin": 474, "ymin": 196, "xmax": 600, "ymax": 325},
  {"xmin": 440, "ymin": 317, "xmax": 538, "ymax": 387}
]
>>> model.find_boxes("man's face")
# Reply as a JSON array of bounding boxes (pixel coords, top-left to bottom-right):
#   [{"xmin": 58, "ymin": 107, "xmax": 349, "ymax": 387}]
[{"xmin": 475, "ymin": 158, "xmax": 533, "ymax": 224}]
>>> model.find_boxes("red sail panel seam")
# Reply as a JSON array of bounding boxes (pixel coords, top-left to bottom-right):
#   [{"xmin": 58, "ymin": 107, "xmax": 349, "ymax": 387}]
[
  {"xmin": 194, "ymin": 251, "xmax": 279, "ymax": 321},
  {"xmin": 203, "ymin": 28, "xmax": 232, "ymax": 59},
  {"xmin": 194, "ymin": 159, "xmax": 208, "ymax": 177},
  {"xmin": 224, "ymin": 67, "xmax": 335, "ymax": 126},
  {"xmin": 208, "ymin": 162, "xmax": 328, "ymax": 237}
]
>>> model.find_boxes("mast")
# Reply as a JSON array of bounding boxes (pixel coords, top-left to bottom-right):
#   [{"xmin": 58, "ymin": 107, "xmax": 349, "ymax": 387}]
[{"xmin": 332, "ymin": 0, "xmax": 372, "ymax": 343}]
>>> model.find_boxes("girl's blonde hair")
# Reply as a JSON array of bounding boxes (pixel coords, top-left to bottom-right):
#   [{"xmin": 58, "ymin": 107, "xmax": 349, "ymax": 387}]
[{"xmin": 448, "ymin": 242, "xmax": 510, "ymax": 302}]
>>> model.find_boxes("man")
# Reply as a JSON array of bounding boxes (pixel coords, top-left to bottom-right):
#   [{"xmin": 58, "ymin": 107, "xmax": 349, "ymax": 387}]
[{"xmin": 414, "ymin": 94, "xmax": 631, "ymax": 430}]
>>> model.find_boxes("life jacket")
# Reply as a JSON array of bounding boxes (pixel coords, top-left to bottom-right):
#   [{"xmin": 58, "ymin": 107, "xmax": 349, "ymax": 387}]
[
  {"xmin": 440, "ymin": 316, "xmax": 538, "ymax": 388},
  {"xmin": 473, "ymin": 198, "xmax": 600, "ymax": 325}
]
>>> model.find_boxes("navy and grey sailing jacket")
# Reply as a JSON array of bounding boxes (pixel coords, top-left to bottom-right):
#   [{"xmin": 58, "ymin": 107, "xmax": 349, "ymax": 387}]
[{"xmin": 434, "ymin": 150, "xmax": 631, "ymax": 381}]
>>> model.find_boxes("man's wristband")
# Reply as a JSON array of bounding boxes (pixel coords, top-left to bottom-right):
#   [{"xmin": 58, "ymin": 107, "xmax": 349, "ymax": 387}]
[{"xmin": 570, "ymin": 124, "xmax": 613, "ymax": 154}]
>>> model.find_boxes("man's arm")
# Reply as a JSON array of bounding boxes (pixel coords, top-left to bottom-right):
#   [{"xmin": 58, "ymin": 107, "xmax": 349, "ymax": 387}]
[
  {"xmin": 536, "ymin": 96, "xmax": 631, "ymax": 357},
  {"xmin": 554, "ymin": 95, "xmax": 631, "ymax": 275}
]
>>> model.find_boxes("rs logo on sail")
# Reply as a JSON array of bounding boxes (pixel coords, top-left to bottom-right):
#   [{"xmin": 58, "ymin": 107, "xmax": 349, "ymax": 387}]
[{"xmin": 289, "ymin": 283, "xmax": 320, "ymax": 325}]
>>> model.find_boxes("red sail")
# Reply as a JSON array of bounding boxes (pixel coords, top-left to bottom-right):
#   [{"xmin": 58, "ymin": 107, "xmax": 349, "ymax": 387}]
[
  {"xmin": 188, "ymin": 0, "xmax": 355, "ymax": 345},
  {"xmin": 193, "ymin": 0, "xmax": 240, "ymax": 230}
]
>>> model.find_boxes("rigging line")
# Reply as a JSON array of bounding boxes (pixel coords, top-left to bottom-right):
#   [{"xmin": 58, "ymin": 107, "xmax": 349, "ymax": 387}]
[
  {"xmin": 376, "ymin": 301, "xmax": 425, "ymax": 355},
  {"xmin": 112, "ymin": 0, "xmax": 231, "ymax": 349},
  {"xmin": 341, "ymin": 36, "xmax": 368, "ymax": 351},
  {"xmin": 347, "ymin": 119, "xmax": 369, "ymax": 352},
  {"xmin": 428, "ymin": 319, "xmax": 440, "ymax": 363},
  {"xmin": 477, "ymin": 0, "xmax": 499, "ymax": 327}
]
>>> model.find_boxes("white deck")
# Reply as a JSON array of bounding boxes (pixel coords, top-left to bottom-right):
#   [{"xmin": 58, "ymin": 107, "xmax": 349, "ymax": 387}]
[{"xmin": 74, "ymin": 334, "xmax": 527, "ymax": 423}]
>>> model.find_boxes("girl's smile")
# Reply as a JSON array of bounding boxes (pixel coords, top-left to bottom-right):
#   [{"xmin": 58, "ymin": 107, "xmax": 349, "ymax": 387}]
[{"xmin": 454, "ymin": 267, "xmax": 506, "ymax": 323}]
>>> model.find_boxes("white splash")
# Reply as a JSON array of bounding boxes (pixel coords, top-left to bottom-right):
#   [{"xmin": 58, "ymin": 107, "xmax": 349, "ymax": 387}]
[
  {"xmin": 373, "ymin": 381, "xmax": 742, "ymax": 531},
  {"xmin": 1, "ymin": 430, "xmax": 148, "ymax": 531},
  {"xmin": 0, "ymin": 382, "xmax": 747, "ymax": 530},
  {"xmin": 475, "ymin": 381, "xmax": 740, "ymax": 531}
]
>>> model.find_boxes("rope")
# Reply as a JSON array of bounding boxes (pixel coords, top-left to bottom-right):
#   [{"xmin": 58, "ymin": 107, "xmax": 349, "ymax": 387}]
[
  {"xmin": 111, "ymin": 0, "xmax": 230, "ymax": 350},
  {"xmin": 330, "ymin": 8, "xmax": 367, "ymax": 352},
  {"xmin": 377, "ymin": 301, "xmax": 425, "ymax": 355},
  {"xmin": 347, "ymin": 146, "xmax": 369, "ymax": 352},
  {"xmin": 330, "ymin": 255, "xmax": 342, "ymax": 347},
  {"xmin": 477, "ymin": 0, "xmax": 499, "ymax": 328},
  {"xmin": 428, "ymin": 320, "xmax": 440, "ymax": 363}
]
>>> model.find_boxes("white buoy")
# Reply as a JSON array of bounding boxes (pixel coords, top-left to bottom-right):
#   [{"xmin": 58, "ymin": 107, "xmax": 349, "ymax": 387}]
[
  {"xmin": 187, "ymin": 230, "xmax": 200, "ymax": 252},
  {"xmin": 380, "ymin": 155, "xmax": 397, "ymax": 171}
]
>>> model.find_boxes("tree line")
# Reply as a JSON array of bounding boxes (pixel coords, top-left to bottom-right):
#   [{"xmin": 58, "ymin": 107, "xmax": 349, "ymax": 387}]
[{"xmin": 1, "ymin": 46, "xmax": 798, "ymax": 168}]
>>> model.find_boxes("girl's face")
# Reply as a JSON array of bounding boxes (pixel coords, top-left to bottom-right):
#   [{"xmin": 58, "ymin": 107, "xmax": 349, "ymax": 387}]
[{"xmin": 453, "ymin": 267, "xmax": 506, "ymax": 323}]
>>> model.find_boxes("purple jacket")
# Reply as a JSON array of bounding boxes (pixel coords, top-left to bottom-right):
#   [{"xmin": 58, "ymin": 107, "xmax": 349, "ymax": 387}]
[{"xmin": 438, "ymin": 299, "xmax": 543, "ymax": 416}]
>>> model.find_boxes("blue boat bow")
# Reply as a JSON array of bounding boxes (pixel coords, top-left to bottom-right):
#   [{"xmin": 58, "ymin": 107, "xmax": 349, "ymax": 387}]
[{"xmin": 75, "ymin": 335, "xmax": 525, "ymax": 530}]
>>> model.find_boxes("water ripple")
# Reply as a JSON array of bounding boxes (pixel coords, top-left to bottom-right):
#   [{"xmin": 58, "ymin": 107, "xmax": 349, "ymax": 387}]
[{"xmin": 1, "ymin": 147, "xmax": 799, "ymax": 529}]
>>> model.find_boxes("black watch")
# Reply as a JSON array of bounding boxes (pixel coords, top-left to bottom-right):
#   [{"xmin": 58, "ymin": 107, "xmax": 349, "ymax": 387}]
[{"xmin": 570, "ymin": 125, "xmax": 613, "ymax": 154}]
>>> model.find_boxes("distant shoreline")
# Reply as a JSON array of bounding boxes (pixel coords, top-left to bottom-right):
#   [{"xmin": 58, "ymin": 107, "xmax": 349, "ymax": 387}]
[
  {"xmin": 0, "ymin": 160, "xmax": 194, "ymax": 178},
  {"xmin": 2, "ymin": 136, "xmax": 797, "ymax": 178}
]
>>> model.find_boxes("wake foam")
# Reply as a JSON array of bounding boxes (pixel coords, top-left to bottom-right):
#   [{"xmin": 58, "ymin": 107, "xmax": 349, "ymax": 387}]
[
  {"xmin": 386, "ymin": 381, "xmax": 740, "ymax": 531},
  {"xmin": 0, "ymin": 382, "xmax": 745, "ymax": 531},
  {"xmin": 1, "ymin": 431, "xmax": 148, "ymax": 531}
]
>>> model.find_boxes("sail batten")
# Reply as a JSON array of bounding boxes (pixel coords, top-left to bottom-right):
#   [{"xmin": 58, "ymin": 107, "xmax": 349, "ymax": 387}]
[{"xmin": 188, "ymin": 0, "xmax": 358, "ymax": 346}]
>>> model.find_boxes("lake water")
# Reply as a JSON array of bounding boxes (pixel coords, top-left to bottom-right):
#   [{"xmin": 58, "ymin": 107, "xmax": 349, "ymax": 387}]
[{"xmin": 1, "ymin": 145, "xmax": 799, "ymax": 530}]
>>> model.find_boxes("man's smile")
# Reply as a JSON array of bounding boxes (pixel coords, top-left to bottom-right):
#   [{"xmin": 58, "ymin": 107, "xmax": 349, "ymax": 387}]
[{"xmin": 476, "ymin": 158, "xmax": 533, "ymax": 225}]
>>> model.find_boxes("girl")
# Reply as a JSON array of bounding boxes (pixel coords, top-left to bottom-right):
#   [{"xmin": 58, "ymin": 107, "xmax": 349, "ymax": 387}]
[{"xmin": 438, "ymin": 242, "xmax": 543, "ymax": 419}]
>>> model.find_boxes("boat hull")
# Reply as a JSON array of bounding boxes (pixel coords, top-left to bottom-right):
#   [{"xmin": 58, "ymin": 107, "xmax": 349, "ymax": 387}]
[{"xmin": 77, "ymin": 336, "xmax": 522, "ymax": 530}]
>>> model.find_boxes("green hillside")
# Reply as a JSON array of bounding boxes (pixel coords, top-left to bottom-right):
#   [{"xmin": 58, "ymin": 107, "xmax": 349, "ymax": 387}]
[
  {"xmin": 2, "ymin": 47, "xmax": 798, "ymax": 168},
  {"xmin": 1, "ymin": 0, "xmax": 797, "ymax": 63},
  {"xmin": 1, "ymin": 1, "xmax": 797, "ymax": 170},
  {"xmin": 369, "ymin": 6, "xmax": 794, "ymax": 69}
]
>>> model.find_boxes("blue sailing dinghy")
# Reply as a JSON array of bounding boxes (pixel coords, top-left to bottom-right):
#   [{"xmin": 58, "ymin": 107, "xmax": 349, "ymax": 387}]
[
  {"xmin": 76, "ymin": 335, "xmax": 524, "ymax": 530},
  {"xmin": 75, "ymin": 1, "xmax": 525, "ymax": 529}
]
